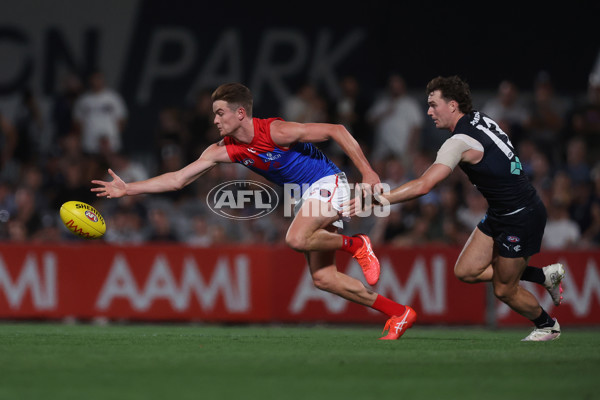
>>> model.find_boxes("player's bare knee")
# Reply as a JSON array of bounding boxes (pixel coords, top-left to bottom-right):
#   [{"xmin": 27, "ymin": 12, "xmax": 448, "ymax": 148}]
[
  {"xmin": 493, "ymin": 284, "xmax": 517, "ymax": 303},
  {"xmin": 311, "ymin": 270, "xmax": 336, "ymax": 292},
  {"xmin": 285, "ymin": 231, "xmax": 308, "ymax": 252},
  {"xmin": 454, "ymin": 264, "xmax": 474, "ymax": 283}
]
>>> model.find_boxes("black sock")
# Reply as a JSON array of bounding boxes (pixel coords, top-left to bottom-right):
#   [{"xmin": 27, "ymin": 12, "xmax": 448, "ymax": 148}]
[
  {"xmin": 531, "ymin": 309, "xmax": 555, "ymax": 328},
  {"xmin": 520, "ymin": 266, "xmax": 545, "ymax": 284}
]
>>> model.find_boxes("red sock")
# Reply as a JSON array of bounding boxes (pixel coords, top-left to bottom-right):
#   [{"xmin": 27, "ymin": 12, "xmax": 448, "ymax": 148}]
[
  {"xmin": 371, "ymin": 294, "xmax": 406, "ymax": 317},
  {"xmin": 340, "ymin": 235, "xmax": 363, "ymax": 254}
]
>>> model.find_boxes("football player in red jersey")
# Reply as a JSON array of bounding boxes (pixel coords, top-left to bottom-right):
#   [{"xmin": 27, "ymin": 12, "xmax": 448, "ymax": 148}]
[{"xmin": 92, "ymin": 82, "xmax": 416, "ymax": 340}]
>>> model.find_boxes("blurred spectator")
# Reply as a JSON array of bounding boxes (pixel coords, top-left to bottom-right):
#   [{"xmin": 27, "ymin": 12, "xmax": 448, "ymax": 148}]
[
  {"xmin": 73, "ymin": 70, "xmax": 127, "ymax": 155},
  {"xmin": 369, "ymin": 207, "xmax": 408, "ymax": 246},
  {"xmin": 52, "ymin": 72, "xmax": 83, "ymax": 140},
  {"xmin": 103, "ymin": 202, "xmax": 146, "ymax": 244},
  {"xmin": 378, "ymin": 156, "xmax": 408, "ymax": 188},
  {"xmin": 524, "ymin": 71, "xmax": 568, "ymax": 163},
  {"xmin": 565, "ymin": 73, "xmax": 600, "ymax": 161},
  {"xmin": 438, "ymin": 184, "xmax": 471, "ymax": 246},
  {"xmin": 481, "ymin": 80, "xmax": 529, "ymax": 146},
  {"xmin": 582, "ymin": 165, "xmax": 600, "ymax": 247},
  {"xmin": 388, "ymin": 192, "xmax": 445, "ymax": 247},
  {"xmin": 186, "ymin": 215, "xmax": 214, "ymax": 247},
  {"xmin": 11, "ymin": 186, "xmax": 43, "ymax": 239},
  {"xmin": 156, "ymin": 107, "xmax": 189, "ymax": 162},
  {"xmin": 564, "ymin": 136, "xmax": 591, "ymax": 184},
  {"xmin": 335, "ymin": 75, "xmax": 371, "ymax": 146},
  {"xmin": 7, "ymin": 220, "xmax": 27, "ymax": 242},
  {"xmin": 517, "ymin": 138, "xmax": 538, "ymax": 177},
  {"xmin": 52, "ymin": 158, "xmax": 97, "ymax": 209},
  {"xmin": 456, "ymin": 185, "xmax": 488, "ymax": 229},
  {"xmin": 282, "ymin": 82, "xmax": 329, "ymax": 123},
  {"xmin": 366, "ymin": 73, "xmax": 424, "ymax": 166},
  {"xmin": 529, "ymin": 149, "xmax": 554, "ymax": 201},
  {"xmin": 13, "ymin": 88, "xmax": 46, "ymax": 164},
  {"xmin": 0, "ymin": 112, "xmax": 18, "ymax": 183},
  {"xmin": 186, "ymin": 89, "xmax": 220, "ymax": 162},
  {"xmin": 582, "ymin": 199, "xmax": 600, "ymax": 247},
  {"xmin": 146, "ymin": 207, "xmax": 178, "ymax": 242},
  {"xmin": 542, "ymin": 196, "xmax": 581, "ymax": 249}
]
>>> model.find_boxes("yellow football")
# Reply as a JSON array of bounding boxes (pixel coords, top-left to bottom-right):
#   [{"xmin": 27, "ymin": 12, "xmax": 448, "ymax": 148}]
[{"xmin": 59, "ymin": 201, "xmax": 106, "ymax": 239}]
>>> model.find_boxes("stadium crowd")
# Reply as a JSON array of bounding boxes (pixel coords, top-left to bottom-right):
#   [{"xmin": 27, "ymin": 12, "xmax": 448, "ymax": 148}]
[{"xmin": 1, "ymin": 70, "xmax": 600, "ymax": 249}]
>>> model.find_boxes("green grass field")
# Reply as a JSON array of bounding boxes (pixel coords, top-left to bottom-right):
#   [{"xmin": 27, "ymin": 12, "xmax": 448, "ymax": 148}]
[{"xmin": 0, "ymin": 323, "xmax": 598, "ymax": 400}]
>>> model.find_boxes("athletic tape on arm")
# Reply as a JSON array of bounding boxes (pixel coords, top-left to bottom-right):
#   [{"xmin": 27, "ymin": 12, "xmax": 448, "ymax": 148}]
[{"xmin": 434, "ymin": 134, "xmax": 483, "ymax": 170}]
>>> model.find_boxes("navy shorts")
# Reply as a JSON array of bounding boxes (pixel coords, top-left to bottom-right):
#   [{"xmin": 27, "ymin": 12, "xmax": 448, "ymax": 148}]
[{"xmin": 477, "ymin": 198, "xmax": 547, "ymax": 259}]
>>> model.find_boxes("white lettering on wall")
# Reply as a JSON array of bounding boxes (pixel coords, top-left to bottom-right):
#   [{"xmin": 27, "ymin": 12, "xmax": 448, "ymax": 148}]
[
  {"xmin": 0, "ymin": 253, "xmax": 57, "ymax": 310},
  {"xmin": 95, "ymin": 253, "xmax": 250, "ymax": 312}
]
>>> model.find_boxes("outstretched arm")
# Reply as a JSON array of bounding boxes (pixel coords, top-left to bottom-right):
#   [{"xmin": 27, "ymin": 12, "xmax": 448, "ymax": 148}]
[
  {"xmin": 91, "ymin": 141, "xmax": 230, "ymax": 198},
  {"xmin": 270, "ymin": 120, "xmax": 380, "ymax": 187},
  {"xmin": 382, "ymin": 163, "xmax": 452, "ymax": 204},
  {"xmin": 349, "ymin": 163, "xmax": 453, "ymax": 217}
]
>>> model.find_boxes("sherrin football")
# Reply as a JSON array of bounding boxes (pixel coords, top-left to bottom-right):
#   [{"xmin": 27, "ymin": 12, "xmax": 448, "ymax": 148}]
[{"xmin": 60, "ymin": 201, "xmax": 106, "ymax": 239}]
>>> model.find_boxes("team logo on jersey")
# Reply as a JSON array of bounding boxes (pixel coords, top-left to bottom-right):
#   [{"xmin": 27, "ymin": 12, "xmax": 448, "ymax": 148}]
[
  {"xmin": 207, "ymin": 180, "xmax": 279, "ymax": 220},
  {"xmin": 510, "ymin": 157, "xmax": 522, "ymax": 175},
  {"xmin": 320, "ymin": 189, "xmax": 332, "ymax": 198},
  {"xmin": 507, "ymin": 235, "xmax": 520, "ymax": 243},
  {"xmin": 242, "ymin": 158, "xmax": 254, "ymax": 166}
]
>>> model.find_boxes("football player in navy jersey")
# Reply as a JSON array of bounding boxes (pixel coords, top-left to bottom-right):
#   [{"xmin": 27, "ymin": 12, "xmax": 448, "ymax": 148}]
[
  {"xmin": 352, "ymin": 76, "xmax": 565, "ymax": 341},
  {"xmin": 92, "ymin": 82, "xmax": 416, "ymax": 340}
]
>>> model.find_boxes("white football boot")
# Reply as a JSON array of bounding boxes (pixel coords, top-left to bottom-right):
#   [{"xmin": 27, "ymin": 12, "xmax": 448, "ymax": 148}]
[
  {"xmin": 542, "ymin": 263, "xmax": 565, "ymax": 306},
  {"xmin": 521, "ymin": 319, "xmax": 561, "ymax": 342}
]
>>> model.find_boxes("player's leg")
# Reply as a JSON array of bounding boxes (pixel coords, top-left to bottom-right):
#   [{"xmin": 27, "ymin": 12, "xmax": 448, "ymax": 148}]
[
  {"xmin": 491, "ymin": 255, "xmax": 541, "ymax": 319},
  {"xmin": 455, "ymin": 222, "xmax": 565, "ymax": 306},
  {"xmin": 286, "ymin": 198, "xmax": 343, "ymax": 253},
  {"xmin": 304, "ymin": 235, "xmax": 415, "ymax": 340},
  {"xmin": 521, "ymin": 262, "xmax": 565, "ymax": 306},
  {"xmin": 454, "ymin": 227, "xmax": 495, "ymax": 283},
  {"xmin": 287, "ymin": 197, "xmax": 382, "ymax": 286},
  {"xmin": 305, "ymin": 242, "xmax": 377, "ymax": 306},
  {"xmin": 492, "ymin": 255, "xmax": 561, "ymax": 341}
]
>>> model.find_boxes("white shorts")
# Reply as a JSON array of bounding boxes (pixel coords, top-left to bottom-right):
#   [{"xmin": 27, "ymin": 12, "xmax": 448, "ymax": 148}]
[{"xmin": 293, "ymin": 173, "xmax": 351, "ymax": 229}]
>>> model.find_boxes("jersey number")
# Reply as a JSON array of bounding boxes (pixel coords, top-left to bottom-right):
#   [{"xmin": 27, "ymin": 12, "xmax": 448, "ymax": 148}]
[{"xmin": 476, "ymin": 116, "xmax": 522, "ymax": 175}]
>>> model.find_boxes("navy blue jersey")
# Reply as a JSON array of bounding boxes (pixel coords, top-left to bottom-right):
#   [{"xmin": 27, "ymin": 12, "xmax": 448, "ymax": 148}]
[{"xmin": 454, "ymin": 111, "xmax": 537, "ymax": 214}]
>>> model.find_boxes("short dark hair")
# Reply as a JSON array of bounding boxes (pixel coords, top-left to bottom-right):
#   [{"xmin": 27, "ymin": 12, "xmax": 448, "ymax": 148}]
[
  {"xmin": 426, "ymin": 76, "xmax": 473, "ymax": 114},
  {"xmin": 211, "ymin": 83, "xmax": 253, "ymax": 117}
]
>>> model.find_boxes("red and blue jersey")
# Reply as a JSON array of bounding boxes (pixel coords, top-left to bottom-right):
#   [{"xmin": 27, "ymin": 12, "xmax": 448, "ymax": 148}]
[{"xmin": 224, "ymin": 117, "xmax": 340, "ymax": 189}]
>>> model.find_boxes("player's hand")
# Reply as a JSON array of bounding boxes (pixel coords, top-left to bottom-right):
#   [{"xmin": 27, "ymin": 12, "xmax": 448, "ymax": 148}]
[
  {"xmin": 359, "ymin": 170, "xmax": 382, "ymax": 198},
  {"xmin": 347, "ymin": 184, "xmax": 389, "ymax": 217},
  {"xmin": 91, "ymin": 169, "xmax": 127, "ymax": 199},
  {"xmin": 347, "ymin": 195, "xmax": 372, "ymax": 217}
]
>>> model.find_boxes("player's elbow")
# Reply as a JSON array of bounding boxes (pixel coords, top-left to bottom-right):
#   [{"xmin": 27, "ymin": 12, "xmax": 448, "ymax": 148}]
[{"xmin": 328, "ymin": 124, "xmax": 349, "ymax": 142}]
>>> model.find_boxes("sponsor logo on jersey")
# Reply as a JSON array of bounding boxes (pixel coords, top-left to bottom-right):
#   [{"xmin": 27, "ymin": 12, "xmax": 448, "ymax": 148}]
[
  {"xmin": 242, "ymin": 158, "xmax": 255, "ymax": 166},
  {"xmin": 259, "ymin": 152, "xmax": 282, "ymax": 162}
]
